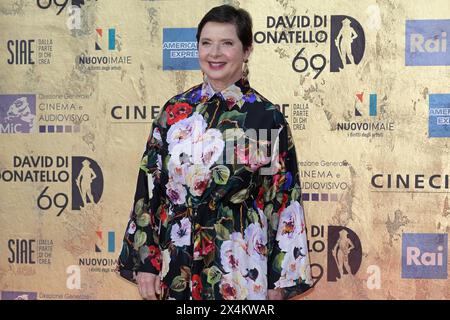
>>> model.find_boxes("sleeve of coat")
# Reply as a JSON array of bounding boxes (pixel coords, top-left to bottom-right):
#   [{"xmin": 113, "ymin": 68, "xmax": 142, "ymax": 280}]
[
  {"xmin": 262, "ymin": 114, "xmax": 313, "ymax": 298},
  {"xmin": 116, "ymin": 110, "xmax": 167, "ymax": 283}
]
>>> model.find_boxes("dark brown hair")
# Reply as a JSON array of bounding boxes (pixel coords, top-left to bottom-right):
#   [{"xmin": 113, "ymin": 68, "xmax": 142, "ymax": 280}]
[{"xmin": 196, "ymin": 5, "xmax": 253, "ymax": 51}]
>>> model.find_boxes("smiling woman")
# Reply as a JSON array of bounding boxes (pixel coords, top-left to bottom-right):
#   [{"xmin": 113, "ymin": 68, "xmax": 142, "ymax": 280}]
[{"xmin": 116, "ymin": 4, "xmax": 313, "ymax": 301}]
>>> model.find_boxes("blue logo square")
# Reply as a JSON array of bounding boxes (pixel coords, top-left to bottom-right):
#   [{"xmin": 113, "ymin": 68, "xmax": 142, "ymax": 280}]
[
  {"xmin": 402, "ymin": 233, "xmax": 448, "ymax": 279},
  {"xmin": 163, "ymin": 28, "xmax": 199, "ymax": 70},
  {"xmin": 406, "ymin": 20, "xmax": 450, "ymax": 66},
  {"xmin": 0, "ymin": 94, "xmax": 36, "ymax": 134},
  {"xmin": 429, "ymin": 94, "xmax": 450, "ymax": 137}
]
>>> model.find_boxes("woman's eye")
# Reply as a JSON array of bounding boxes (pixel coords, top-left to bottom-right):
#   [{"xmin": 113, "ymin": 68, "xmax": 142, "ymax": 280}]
[
  {"xmin": 201, "ymin": 41, "xmax": 210, "ymax": 46},
  {"xmin": 224, "ymin": 41, "xmax": 233, "ymax": 46}
]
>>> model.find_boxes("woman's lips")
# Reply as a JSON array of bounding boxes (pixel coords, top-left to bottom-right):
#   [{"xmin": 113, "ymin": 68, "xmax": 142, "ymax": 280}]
[{"xmin": 208, "ymin": 62, "xmax": 226, "ymax": 70}]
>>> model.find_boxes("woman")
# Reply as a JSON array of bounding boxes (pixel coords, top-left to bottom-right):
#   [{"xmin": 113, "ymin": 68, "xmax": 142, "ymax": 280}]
[{"xmin": 116, "ymin": 4, "xmax": 313, "ymax": 300}]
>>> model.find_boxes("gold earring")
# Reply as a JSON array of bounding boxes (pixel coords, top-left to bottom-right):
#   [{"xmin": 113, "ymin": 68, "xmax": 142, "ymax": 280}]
[{"xmin": 243, "ymin": 60, "xmax": 249, "ymax": 81}]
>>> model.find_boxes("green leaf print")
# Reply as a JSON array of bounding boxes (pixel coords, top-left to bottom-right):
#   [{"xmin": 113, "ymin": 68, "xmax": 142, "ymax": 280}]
[
  {"xmin": 137, "ymin": 213, "xmax": 151, "ymax": 227},
  {"xmin": 264, "ymin": 184, "xmax": 276, "ymax": 202},
  {"xmin": 134, "ymin": 198, "xmax": 145, "ymax": 216},
  {"xmin": 133, "ymin": 230, "xmax": 147, "ymax": 250},
  {"xmin": 170, "ymin": 275, "xmax": 187, "ymax": 292},
  {"xmin": 196, "ymin": 103, "xmax": 208, "ymax": 115},
  {"xmin": 212, "ymin": 165, "xmax": 230, "ymax": 185},
  {"xmin": 270, "ymin": 210, "xmax": 279, "ymax": 230},
  {"xmin": 139, "ymin": 245, "xmax": 149, "ymax": 264},
  {"xmin": 291, "ymin": 183, "xmax": 301, "ymax": 201},
  {"xmin": 230, "ymin": 188, "xmax": 249, "ymax": 204},
  {"xmin": 214, "ymin": 223, "xmax": 230, "ymax": 241},
  {"xmin": 248, "ymin": 208, "xmax": 260, "ymax": 224},
  {"xmin": 273, "ymin": 252, "xmax": 285, "ymax": 273},
  {"xmin": 217, "ymin": 110, "xmax": 247, "ymax": 132},
  {"xmin": 207, "ymin": 266, "xmax": 222, "ymax": 285},
  {"xmin": 139, "ymin": 155, "xmax": 149, "ymax": 174},
  {"xmin": 264, "ymin": 203, "xmax": 274, "ymax": 220}
]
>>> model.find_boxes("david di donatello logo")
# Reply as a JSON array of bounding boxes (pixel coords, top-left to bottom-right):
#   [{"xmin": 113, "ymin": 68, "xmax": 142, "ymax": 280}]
[
  {"xmin": 163, "ymin": 28, "xmax": 199, "ymax": 70},
  {"xmin": 402, "ymin": 233, "xmax": 448, "ymax": 279},
  {"xmin": 330, "ymin": 15, "xmax": 365, "ymax": 73},
  {"xmin": 429, "ymin": 94, "xmax": 450, "ymax": 137},
  {"xmin": 0, "ymin": 155, "xmax": 103, "ymax": 215},
  {"xmin": 406, "ymin": 19, "xmax": 450, "ymax": 66}
]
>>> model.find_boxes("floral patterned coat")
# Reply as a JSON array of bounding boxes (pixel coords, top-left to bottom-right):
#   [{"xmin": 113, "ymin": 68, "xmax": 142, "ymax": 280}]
[{"xmin": 116, "ymin": 76, "xmax": 313, "ymax": 300}]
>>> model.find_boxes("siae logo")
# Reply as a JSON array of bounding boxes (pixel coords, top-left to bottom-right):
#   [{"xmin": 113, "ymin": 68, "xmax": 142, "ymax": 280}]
[
  {"xmin": 95, "ymin": 230, "xmax": 115, "ymax": 253},
  {"xmin": 7, "ymin": 239, "xmax": 53, "ymax": 265},
  {"xmin": 7, "ymin": 40, "xmax": 35, "ymax": 65},
  {"xmin": 355, "ymin": 92, "xmax": 377, "ymax": 117},
  {"xmin": 406, "ymin": 20, "xmax": 450, "ymax": 66},
  {"xmin": 95, "ymin": 28, "xmax": 116, "ymax": 51},
  {"xmin": 402, "ymin": 233, "xmax": 448, "ymax": 279},
  {"xmin": 7, "ymin": 239, "xmax": 36, "ymax": 264}
]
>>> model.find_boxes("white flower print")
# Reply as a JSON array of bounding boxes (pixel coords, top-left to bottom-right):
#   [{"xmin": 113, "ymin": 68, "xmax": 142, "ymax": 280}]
[
  {"xmin": 127, "ymin": 220, "xmax": 136, "ymax": 235},
  {"xmin": 244, "ymin": 223, "xmax": 267, "ymax": 260},
  {"xmin": 185, "ymin": 164, "xmax": 211, "ymax": 197},
  {"xmin": 274, "ymin": 247, "xmax": 311, "ymax": 289},
  {"xmin": 276, "ymin": 201, "xmax": 306, "ymax": 252},
  {"xmin": 168, "ymin": 160, "xmax": 189, "ymax": 185},
  {"xmin": 153, "ymin": 126, "xmax": 162, "ymax": 143},
  {"xmin": 147, "ymin": 172, "xmax": 155, "ymax": 199},
  {"xmin": 170, "ymin": 217, "xmax": 191, "ymax": 247},
  {"xmin": 157, "ymin": 154, "xmax": 162, "ymax": 170},
  {"xmin": 219, "ymin": 272, "xmax": 249, "ymax": 300},
  {"xmin": 246, "ymin": 260, "xmax": 267, "ymax": 300},
  {"xmin": 222, "ymin": 84, "xmax": 244, "ymax": 108},
  {"xmin": 220, "ymin": 232, "xmax": 248, "ymax": 275},
  {"xmin": 167, "ymin": 112, "xmax": 206, "ymax": 151},
  {"xmin": 166, "ymin": 180, "xmax": 187, "ymax": 205},
  {"xmin": 192, "ymin": 128, "xmax": 225, "ymax": 168},
  {"xmin": 167, "ymin": 139, "xmax": 193, "ymax": 166},
  {"xmin": 161, "ymin": 249, "xmax": 171, "ymax": 279}
]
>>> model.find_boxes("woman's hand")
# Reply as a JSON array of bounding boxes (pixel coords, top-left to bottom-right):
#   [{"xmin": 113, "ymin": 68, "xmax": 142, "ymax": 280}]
[
  {"xmin": 136, "ymin": 272, "xmax": 160, "ymax": 300},
  {"xmin": 267, "ymin": 288, "xmax": 285, "ymax": 300}
]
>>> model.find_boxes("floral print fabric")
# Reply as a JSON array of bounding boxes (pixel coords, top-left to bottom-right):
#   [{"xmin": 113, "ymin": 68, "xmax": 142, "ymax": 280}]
[{"xmin": 116, "ymin": 75, "xmax": 313, "ymax": 300}]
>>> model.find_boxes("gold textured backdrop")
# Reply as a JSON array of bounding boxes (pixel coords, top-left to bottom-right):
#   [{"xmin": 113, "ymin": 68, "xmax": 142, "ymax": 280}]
[{"xmin": 0, "ymin": 0, "xmax": 449, "ymax": 300}]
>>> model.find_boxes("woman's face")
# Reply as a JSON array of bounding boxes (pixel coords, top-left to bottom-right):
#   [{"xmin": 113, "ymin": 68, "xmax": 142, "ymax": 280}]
[{"xmin": 198, "ymin": 21, "xmax": 251, "ymax": 91}]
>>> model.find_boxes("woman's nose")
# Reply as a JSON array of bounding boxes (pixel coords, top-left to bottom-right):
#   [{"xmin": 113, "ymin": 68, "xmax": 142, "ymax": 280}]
[{"xmin": 210, "ymin": 44, "xmax": 222, "ymax": 57}]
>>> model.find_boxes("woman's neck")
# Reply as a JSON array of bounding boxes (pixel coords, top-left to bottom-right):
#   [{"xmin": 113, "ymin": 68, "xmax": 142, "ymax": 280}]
[{"xmin": 207, "ymin": 72, "xmax": 243, "ymax": 92}]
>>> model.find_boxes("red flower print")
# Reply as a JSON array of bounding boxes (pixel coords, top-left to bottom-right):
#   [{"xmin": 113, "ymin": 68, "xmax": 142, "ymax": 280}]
[
  {"xmin": 277, "ymin": 193, "xmax": 289, "ymax": 216},
  {"xmin": 221, "ymin": 283, "xmax": 237, "ymax": 300},
  {"xmin": 226, "ymin": 97, "xmax": 236, "ymax": 109},
  {"xmin": 194, "ymin": 234, "xmax": 215, "ymax": 257},
  {"xmin": 166, "ymin": 102, "xmax": 193, "ymax": 125},
  {"xmin": 256, "ymin": 186, "xmax": 265, "ymax": 209},
  {"xmin": 192, "ymin": 274, "xmax": 203, "ymax": 300},
  {"xmin": 148, "ymin": 245, "xmax": 161, "ymax": 271},
  {"xmin": 160, "ymin": 206, "xmax": 167, "ymax": 224}
]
